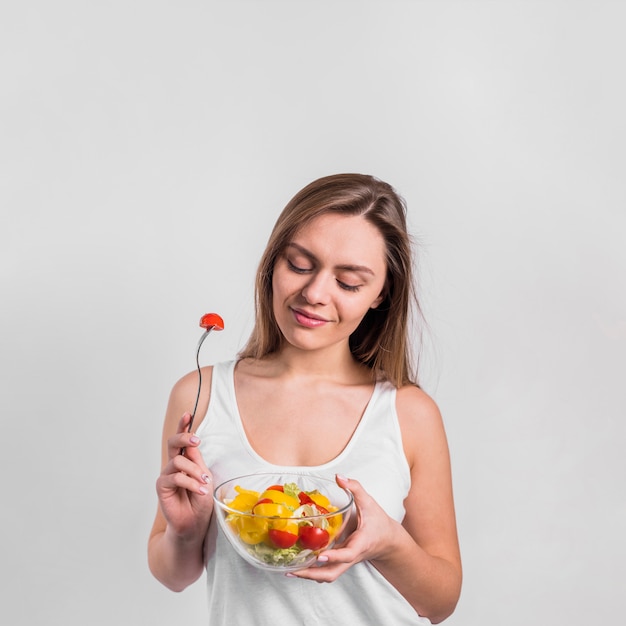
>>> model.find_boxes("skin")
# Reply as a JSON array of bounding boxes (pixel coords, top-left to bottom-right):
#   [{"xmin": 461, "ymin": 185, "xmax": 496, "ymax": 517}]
[{"xmin": 148, "ymin": 213, "xmax": 462, "ymax": 622}]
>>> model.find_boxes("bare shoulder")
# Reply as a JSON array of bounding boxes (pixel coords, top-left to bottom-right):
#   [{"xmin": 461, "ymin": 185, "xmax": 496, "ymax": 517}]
[
  {"xmin": 395, "ymin": 385, "xmax": 449, "ymax": 469},
  {"xmin": 164, "ymin": 366, "xmax": 215, "ymax": 434},
  {"xmin": 169, "ymin": 366, "xmax": 213, "ymax": 400},
  {"xmin": 395, "ymin": 385, "xmax": 444, "ymax": 431}
]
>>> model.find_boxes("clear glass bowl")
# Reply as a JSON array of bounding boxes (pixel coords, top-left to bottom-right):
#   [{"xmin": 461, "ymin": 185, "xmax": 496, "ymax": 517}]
[{"xmin": 213, "ymin": 472, "xmax": 354, "ymax": 572}]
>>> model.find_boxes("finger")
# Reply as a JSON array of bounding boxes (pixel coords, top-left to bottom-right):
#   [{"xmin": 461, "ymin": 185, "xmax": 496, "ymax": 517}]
[
  {"xmin": 318, "ymin": 544, "xmax": 361, "ymax": 565},
  {"xmin": 160, "ymin": 456, "xmax": 212, "ymax": 493},
  {"xmin": 180, "ymin": 435, "xmax": 207, "ymax": 467},
  {"xmin": 166, "ymin": 453, "xmax": 210, "ymax": 482},
  {"xmin": 177, "ymin": 412, "xmax": 193, "ymax": 434},
  {"xmin": 288, "ymin": 560, "xmax": 351, "ymax": 583},
  {"xmin": 288, "ymin": 539, "xmax": 362, "ymax": 582},
  {"xmin": 336, "ymin": 474, "xmax": 367, "ymax": 501},
  {"xmin": 166, "ymin": 422, "xmax": 212, "ymax": 490},
  {"xmin": 174, "ymin": 412, "xmax": 195, "ymax": 454},
  {"xmin": 158, "ymin": 467, "xmax": 211, "ymax": 496},
  {"xmin": 167, "ymin": 430, "xmax": 202, "ymax": 459},
  {"xmin": 336, "ymin": 474, "xmax": 377, "ymax": 519}
]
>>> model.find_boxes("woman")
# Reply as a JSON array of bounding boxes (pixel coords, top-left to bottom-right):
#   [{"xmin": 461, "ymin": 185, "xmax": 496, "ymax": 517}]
[{"xmin": 148, "ymin": 174, "xmax": 462, "ymax": 624}]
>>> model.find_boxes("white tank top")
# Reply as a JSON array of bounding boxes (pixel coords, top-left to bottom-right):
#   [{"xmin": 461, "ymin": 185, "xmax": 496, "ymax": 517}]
[{"xmin": 196, "ymin": 360, "xmax": 432, "ymax": 625}]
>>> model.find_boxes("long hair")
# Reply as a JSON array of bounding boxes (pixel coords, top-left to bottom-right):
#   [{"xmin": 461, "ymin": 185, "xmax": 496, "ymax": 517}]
[{"xmin": 238, "ymin": 173, "xmax": 421, "ymax": 388}]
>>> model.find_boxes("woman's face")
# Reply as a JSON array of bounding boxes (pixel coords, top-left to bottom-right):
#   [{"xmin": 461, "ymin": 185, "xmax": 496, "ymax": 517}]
[{"xmin": 272, "ymin": 212, "xmax": 387, "ymax": 355}]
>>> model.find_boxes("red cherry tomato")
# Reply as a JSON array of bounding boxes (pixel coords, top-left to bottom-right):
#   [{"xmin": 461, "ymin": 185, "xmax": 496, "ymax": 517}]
[
  {"xmin": 297, "ymin": 492, "xmax": 329, "ymax": 514},
  {"xmin": 199, "ymin": 313, "xmax": 224, "ymax": 331},
  {"xmin": 298, "ymin": 491, "xmax": 314, "ymax": 505},
  {"xmin": 268, "ymin": 529, "xmax": 299, "ymax": 549},
  {"xmin": 298, "ymin": 526, "xmax": 330, "ymax": 550}
]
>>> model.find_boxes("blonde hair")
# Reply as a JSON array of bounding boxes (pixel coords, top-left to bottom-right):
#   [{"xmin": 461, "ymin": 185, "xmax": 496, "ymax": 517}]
[{"xmin": 239, "ymin": 173, "xmax": 421, "ymax": 387}]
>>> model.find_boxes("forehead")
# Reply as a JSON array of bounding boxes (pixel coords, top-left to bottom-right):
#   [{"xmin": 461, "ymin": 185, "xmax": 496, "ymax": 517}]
[{"xmin": 290, "ymin": 213, "xmax": 387, "ymax": 267}]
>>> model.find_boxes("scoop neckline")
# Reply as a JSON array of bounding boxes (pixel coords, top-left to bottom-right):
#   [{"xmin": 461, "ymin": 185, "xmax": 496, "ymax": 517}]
[{"xmin": 225, "ymin": 360, "xmax": 382, "ymax": 471}]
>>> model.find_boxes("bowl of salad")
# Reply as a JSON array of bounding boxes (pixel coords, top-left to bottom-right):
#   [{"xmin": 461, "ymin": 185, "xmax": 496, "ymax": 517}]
[{"xmin": 213, "ymin": 472, "xmax": 354, "ymax": 572}]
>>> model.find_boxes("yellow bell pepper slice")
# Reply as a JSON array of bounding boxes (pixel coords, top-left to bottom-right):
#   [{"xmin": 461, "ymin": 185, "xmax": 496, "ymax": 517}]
[
  {"xmin": 252, "ymin": 502, "xmax": 290, "ymax": 518},
  {"xmin": 260, "ymin": 489, "xmax": 300, "ymax": 510},
  {"xmin": 228, "ymin": 491, "xmax": 260, "ymax": 513},
  {"xmin": 270, "ymin": 519, "xmax": 299, "ymax": 535},
  {"xmin": 308, "ymin": 492, "xmax": 331, "ymax": 509},
  {"xmin": 230, "ymin": 514, "xmax": 268, "ymax": 545}
]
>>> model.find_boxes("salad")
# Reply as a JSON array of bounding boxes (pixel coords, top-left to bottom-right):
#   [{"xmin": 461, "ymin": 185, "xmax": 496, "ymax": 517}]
[{"xmin": 223, "ymin": 481, "xmax": 344, "ymax": 566}]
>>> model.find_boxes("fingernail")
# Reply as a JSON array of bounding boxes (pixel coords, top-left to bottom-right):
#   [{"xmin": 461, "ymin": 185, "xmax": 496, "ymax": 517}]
[
  {"xmin": 198, "ymin": 486, "xmax": 209, "ymax": 495},
  {"xmin": 190, "ymin": 435, "xmax": 200, "ymax": 444},
  {"xmin": 285, "ymin": 572, "xmax": 296, "ymax": 578},
  {"xmin": 317, "ymin": 555, "xmax": 329, "ymax": 562},
  {"xmin": 336, "ymin": 474, "xmax": 348, "ymax": 482},
  {"xmin": 201, "ymin": 474, "xmax": 211, "ymax": 484}
]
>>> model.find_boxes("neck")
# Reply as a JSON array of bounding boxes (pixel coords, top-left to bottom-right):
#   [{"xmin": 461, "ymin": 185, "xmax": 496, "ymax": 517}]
[{"xmin": 271, "ymin": 342, "xmax": 373, "ymax": 384}]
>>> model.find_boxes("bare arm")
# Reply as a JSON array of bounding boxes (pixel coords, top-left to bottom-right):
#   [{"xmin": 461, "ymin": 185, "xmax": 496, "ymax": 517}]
[
  {"xmin": 370, "ymin": 387, "xmax": 461, "ymax": 622},
  {"xmin": 294, "ymin": 387, "xmax": 462, "ymax": 623},
  {"xmin": 148, "ymin": 370, "xmax": 214, "ymax": 592}
]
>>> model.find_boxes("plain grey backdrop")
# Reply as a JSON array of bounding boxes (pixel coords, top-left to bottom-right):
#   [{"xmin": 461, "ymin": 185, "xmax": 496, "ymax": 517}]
[{"xmin": 1, "ymin": 1, "xmax": 624, "ymax": 624}]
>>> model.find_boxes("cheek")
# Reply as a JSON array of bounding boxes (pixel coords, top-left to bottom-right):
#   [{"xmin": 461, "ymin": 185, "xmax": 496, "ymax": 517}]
[
  {"xmin": 273, "ymin": 264, "xmax": 305, "ymax": 297},
  {"xmin": 342, "ymin": 297, "xmax": 377, "ymax": 322},
  {"xmin": 271, "ymin": 270, "xmax": 298, "ymax": 315},
  {"xmin": 271, "ymin": 277, "xmax": 284, "ymax": 313},
  {"xmin": 272, "ymin": 272, "xmax": 288, "ymax": 301}
]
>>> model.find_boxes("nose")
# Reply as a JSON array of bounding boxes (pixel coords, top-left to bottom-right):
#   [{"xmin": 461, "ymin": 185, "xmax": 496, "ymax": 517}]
[{"xmin": 301, "ymin": 271, "xmax": 332, "ymax": 305}]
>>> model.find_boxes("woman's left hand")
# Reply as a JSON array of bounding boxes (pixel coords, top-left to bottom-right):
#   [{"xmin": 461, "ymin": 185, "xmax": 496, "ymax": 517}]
[{"xmin": 289, "ymin": 475, "xmax": 398, "ymax": 583}]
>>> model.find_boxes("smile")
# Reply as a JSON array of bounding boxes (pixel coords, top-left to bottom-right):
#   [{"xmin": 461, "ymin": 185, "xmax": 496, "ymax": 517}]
[{"xmin": 290, "ymin": 308, "xmax": 331, "ymax": 328}]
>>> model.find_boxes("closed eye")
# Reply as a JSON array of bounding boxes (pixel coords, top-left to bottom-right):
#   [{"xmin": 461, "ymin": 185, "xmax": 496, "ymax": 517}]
[
  {"xmin": 337, "ymin": 280, "xmax": 360, "ymax": 292},
  {"xmin": 287, "ymin": 259, "xmax": 312, "ymax": 274},
  {"xmin": 286, "ymin": 255, "xmax": 361, "ymax": 291}
]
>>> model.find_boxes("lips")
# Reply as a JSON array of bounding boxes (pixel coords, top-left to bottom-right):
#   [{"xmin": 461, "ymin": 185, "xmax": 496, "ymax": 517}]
[{"xmin": 291, "ymin": 308, "xmax": 330, "ymax": 328}]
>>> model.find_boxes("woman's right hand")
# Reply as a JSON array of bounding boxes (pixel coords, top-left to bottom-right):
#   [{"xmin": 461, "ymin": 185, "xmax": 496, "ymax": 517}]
[{"xmin": 155, "ymin": 412, "xmax": 214, "ymax": 538}]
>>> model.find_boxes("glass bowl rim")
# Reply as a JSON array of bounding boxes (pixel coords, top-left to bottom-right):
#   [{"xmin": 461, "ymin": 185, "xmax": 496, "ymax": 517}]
[{"xmin": 212, "ymin": 472, "xmax": 354, "ymax": 519}]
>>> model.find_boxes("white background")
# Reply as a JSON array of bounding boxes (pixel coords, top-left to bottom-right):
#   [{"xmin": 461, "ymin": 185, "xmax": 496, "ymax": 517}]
[{"xmin": 1, "ymin": 2, "xmax": 625, "ymax": 624}]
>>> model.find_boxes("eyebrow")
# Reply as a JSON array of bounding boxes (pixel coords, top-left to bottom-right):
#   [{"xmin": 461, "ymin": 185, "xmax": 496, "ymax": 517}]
[{"xmin": 285, "ymin": 242, "xmax": 376, "ymax": 276}]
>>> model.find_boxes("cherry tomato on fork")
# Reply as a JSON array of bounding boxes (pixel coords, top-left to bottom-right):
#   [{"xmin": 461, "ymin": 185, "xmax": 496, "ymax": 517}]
[{"xmin": 199, "ymin": 313, "xmax": 225, "ymax": 330}]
